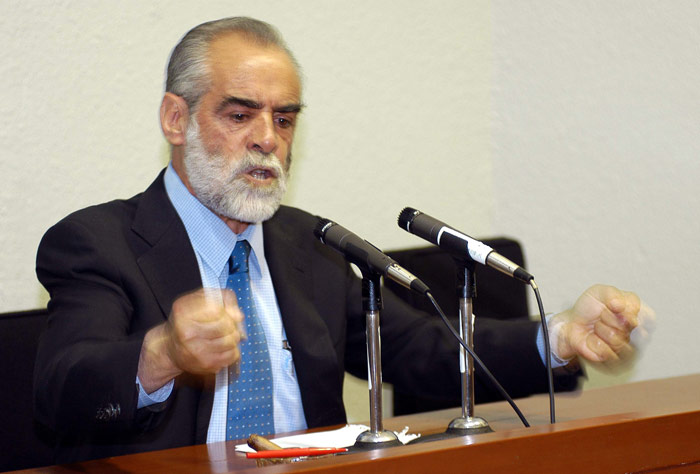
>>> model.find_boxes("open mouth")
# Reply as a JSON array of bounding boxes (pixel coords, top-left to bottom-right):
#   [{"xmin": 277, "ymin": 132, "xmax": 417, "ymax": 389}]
[{"xmin": 245, "ymin": 166, "xmax": 278, "ymax": 182}]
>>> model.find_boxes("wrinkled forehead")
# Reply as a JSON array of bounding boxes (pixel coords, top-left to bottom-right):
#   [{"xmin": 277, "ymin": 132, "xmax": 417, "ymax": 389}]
[{"xmin": 205, "ymin": 32, "xmax": 302, "ymax": 98}]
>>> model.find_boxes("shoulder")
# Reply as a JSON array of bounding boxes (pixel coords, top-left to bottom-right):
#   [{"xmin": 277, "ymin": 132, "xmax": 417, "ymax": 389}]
[
  {"xmin": 263, "ymin": 205, "xmax": 348, "ymax": 269},
  {"xmin": 40, "ymin": 171, "xmax": 170, "ymax": 247},
  {"xmin": 36, "ymin": 172, "xmax": 172, "ymax": 270},
  {"xmin": 61, "ymin": 194, "xmax": 142, "ymax": 230},
  {"xmin": 266, "ymin": 205, "xmax": 319, "ymax": 227},
  {"xmin": 263, "ymin": 205, "xmax": 322, "ymax": 243},
  {"xmin": 40, "ymin": 195, "xmax": 141, "ymax": 253}
]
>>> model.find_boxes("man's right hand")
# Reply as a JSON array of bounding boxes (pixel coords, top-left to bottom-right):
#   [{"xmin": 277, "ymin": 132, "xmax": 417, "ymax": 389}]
[{"xmin": 137, "ymin": 289, "xmax": 244, "ymax": 394}]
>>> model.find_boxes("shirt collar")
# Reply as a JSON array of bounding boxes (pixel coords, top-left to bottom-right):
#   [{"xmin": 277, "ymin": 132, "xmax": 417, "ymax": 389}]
[{"xmin": 163, "ymin": 163, "xmax": 263, "ymax": 280}]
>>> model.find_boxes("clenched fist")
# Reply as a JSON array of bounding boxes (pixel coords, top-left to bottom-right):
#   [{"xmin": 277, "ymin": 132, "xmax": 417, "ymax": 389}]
[
  {"xmin": 550, "ymin": 284, "xmax": 647, "ymax": 363},
  {"xmin": 138, "ymin": 288, "xmax": 244, "ymax": 393}
]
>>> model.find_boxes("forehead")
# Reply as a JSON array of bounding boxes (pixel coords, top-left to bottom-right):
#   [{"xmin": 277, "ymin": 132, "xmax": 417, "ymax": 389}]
[{"xmin": 205, "ymin": 32, "xmax": 301, "ymax": 104}]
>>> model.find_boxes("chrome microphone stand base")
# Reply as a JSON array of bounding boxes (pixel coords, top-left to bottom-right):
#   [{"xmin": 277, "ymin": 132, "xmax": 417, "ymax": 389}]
[
  {"xmin": 447, "ymin": 415, "xmax": 493, "ymax": 434},
  {"xmin": 354, "ymin": 430, "xmax": 402, "ymax": 449}
]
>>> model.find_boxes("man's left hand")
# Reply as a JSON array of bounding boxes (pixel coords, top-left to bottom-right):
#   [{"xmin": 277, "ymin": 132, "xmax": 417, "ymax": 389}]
[{"xmin": 551, "ymin": 284, "xmax": 643, "ymax": 363}]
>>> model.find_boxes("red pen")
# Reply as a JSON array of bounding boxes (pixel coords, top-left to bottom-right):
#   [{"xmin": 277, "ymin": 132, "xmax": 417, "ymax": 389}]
[{"xmin": 246, "ymin": 447, "xmax": 348, "ymax": 458}]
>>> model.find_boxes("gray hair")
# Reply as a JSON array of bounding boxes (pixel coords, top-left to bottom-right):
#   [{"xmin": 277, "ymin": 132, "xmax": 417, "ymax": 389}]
[{"xmin": 165, "ymin": 17, "xmax": 300, "ymax": 112}]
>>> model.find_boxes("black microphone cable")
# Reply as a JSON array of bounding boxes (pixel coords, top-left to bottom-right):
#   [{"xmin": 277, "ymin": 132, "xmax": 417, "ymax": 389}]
[
  {"xmin": 530, "ymin": 279, "xmax": 556, "ymax": 424},
  {"xmin": 423, "ymin": 290, "xmax": 531, "ymax": 428}
]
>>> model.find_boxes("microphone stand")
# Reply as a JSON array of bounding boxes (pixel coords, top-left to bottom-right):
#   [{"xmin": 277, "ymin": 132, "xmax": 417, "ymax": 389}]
[
  {"xmin": 407, "ymin": 258, "xmax": 492, "ymax": 446},
  {"xmin": 354, "ymin": 272, "xmax": 402, "ymax": 449},
  {"xmin": 447, "ymin": 259, "xmax": 492, "ymax": 434}
]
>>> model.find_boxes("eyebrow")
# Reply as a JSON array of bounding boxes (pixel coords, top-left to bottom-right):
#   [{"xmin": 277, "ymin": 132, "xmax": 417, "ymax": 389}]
[{"xmin": 218, "ymin": 95, "xmax": 304, "ymax": 114}]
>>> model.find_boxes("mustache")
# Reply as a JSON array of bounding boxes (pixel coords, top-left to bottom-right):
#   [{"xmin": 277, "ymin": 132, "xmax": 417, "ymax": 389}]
[{"xmin": 228, "ymin": 151, "xmax": 289, "ymax": 179}]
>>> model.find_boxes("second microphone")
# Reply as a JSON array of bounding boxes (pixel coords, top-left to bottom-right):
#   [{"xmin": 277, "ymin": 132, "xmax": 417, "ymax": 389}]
[{"xmin": 314, "ymin": 218, "xmax": 430, "ymax": 295}]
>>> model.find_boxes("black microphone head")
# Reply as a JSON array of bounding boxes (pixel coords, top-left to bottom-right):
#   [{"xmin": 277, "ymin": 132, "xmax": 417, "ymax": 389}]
[
  {"xmin": 397, "ymin": 207, "xmax": 420, "ymax": 231},
  {"xmin": 313, "ymin": 218, "xmax": 335, "ymax": 243}
]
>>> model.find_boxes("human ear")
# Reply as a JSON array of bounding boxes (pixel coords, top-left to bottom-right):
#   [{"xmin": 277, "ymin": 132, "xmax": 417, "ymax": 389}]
[{"xmin": 160, "ymin": 92, "xmax": 189, "ymax": 146}]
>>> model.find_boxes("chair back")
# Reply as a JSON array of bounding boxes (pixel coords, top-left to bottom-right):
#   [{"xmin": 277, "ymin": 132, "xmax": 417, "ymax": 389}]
[{"xmin": 0, "ymin": 308, "xmax": 55, "ymax": 471}]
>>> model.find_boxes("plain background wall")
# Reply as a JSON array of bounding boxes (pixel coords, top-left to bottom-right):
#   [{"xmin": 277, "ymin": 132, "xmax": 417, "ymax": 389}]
[
  {"xmin": 491, "ymin": 1, "xmax": 700, "ymax": 389},
  {"xmin": 2, "ymin": 1, "xmax": 698, "ymax": 422}
]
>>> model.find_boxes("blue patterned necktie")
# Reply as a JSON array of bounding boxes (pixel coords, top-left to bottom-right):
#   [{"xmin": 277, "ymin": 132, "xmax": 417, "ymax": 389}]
[{"xmin": 225, "ymin": 240, "xmax": 273, "ymax": 440}]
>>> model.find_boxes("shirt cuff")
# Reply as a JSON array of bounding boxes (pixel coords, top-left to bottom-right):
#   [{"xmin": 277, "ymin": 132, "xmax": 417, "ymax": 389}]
[
  {"xmin": 136, "ymin": 377, "xmax": 174, "ymax": 409},
  {"xmin": 536, "ymin": 314, "xmax": 573, "ymax": 368}
]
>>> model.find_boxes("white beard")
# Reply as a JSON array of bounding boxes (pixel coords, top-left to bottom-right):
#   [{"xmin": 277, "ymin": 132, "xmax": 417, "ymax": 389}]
[{"xmin": 182, "ymin": 118, "xmax": 289, "ymax": 223}]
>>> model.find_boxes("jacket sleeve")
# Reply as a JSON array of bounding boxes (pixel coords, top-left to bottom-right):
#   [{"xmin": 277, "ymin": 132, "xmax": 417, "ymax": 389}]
[{"xmin": 34, "ymin": 216, "xmax": 166, "ymax": 437}]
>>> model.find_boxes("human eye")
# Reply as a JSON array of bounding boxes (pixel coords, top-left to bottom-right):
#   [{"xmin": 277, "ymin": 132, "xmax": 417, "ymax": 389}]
[
  {"xmin": 229, "ymin": 112, "xmax": 249, "ymax": 123},
  {"xmin": 275, "ymin": 115, "xmax": 295, "ymax": 129}
]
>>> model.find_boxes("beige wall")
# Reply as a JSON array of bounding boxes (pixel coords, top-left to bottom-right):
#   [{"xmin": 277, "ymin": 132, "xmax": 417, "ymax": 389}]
[
  {"xmin": 2, "ymin": 1, "xmax": 698, "ymax": 422},
  {"xmin": 491, "ymin": 1, "xmax": 700, "ymax": 389}
]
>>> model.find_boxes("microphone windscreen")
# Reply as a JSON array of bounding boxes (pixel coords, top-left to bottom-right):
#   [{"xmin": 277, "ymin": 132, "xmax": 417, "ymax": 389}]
[
  {"xmin": 313, "ymin": 218, "xmax": 334, "ymax": 242},
  {"xmin": 397, "ymin": 207, "xmax": 420, "ymax": 231}
]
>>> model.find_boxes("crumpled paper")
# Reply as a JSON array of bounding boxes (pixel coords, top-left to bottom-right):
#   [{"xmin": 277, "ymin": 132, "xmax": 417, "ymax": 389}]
[{"xmin": 235, "ymin": 424, "xmax": 420, "ymax": 452}]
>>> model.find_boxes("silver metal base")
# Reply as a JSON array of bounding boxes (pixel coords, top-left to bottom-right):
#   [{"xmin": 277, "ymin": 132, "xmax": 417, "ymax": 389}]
[
  {"xmin": 354, "ymin": 429, "xmax": 402, "ymax": 449},
  {"xmin": 447, "ymin": 416, "xmax": 492, "ymax": 434}
]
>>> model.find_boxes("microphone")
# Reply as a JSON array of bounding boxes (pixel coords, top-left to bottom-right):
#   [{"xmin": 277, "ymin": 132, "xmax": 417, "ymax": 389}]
[
  {"xmin": 397, "ymin": 207, "xmax": 534, "ymax": 283},
  {"xmin": 314, "ymin": 218, "xmax": 430, "ymax": 295}
]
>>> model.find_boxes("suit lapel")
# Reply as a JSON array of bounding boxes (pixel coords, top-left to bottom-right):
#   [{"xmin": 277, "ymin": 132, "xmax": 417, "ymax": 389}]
[
  {"xmin": 263, "ymin": 209, "xmax": 346, "ymax": 427},
  {"xmin": 131, "ymin": 171, "xmax": 202, "ymax": 318},
  {"xmin": 263, "ymin": 214, "xmax": 314, "ymax": 321}
]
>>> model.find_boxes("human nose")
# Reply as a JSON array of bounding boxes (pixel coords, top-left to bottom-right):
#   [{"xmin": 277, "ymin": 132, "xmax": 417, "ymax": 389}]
[{"xmin": 248, "ymin": 113, "xmax": 278, "ymax": 154}]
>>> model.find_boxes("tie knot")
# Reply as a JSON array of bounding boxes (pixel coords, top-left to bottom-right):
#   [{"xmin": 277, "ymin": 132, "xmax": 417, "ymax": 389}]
[{"xmin": 229, "ymin": 240, "xmax": 251, "ymax": 274}]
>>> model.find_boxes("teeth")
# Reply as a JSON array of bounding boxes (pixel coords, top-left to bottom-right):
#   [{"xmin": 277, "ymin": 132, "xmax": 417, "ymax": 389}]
[{"xmin": 250, "ymin": 170, "xmax": 269, "ymax": 180}]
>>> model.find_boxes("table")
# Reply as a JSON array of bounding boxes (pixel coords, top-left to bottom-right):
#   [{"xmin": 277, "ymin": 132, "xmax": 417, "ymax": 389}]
[{"xmin": 13, "ymin": 374, "xmax": 700, "ymax": 473}]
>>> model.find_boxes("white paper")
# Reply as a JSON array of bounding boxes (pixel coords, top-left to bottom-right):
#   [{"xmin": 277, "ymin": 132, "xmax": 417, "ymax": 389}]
[{"xmin": 235, "ymin": 424, "xmax": 420, "ymax": 452}]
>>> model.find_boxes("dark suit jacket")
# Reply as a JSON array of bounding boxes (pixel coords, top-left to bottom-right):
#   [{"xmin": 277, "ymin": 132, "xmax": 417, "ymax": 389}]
[{"xmin": 35, "ymin": 171, "xmax": 573, "ymax": 463}]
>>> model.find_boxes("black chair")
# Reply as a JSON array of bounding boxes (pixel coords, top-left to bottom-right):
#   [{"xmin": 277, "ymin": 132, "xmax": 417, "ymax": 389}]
[
  {"xmin": 384, "ymin": 238, "xmax": 530, "ymax": 416},
  {"xmin": 0, "ymin": 308, "xmax": 55, "ymax": 472}
]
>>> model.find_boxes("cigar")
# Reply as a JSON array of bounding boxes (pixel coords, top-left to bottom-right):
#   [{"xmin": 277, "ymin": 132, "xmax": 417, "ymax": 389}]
[
  {"xmin": 247, "ymin": 434, "xmax": 288, "ymax": 466},
  {"xmin": 247, "ymin": 434, "xmax": 283, "ymax": 451}
]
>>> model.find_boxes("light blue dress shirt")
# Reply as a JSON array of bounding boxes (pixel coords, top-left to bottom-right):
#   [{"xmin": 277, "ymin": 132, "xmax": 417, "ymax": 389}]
[{"xmin": 138, "ymin": 164, "xmax": 307, "ymax": 442}]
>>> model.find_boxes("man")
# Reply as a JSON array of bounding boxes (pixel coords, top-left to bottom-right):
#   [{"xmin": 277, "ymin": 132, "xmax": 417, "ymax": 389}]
[{"xmin": 34, "ymin": 17, "xmax": 641, "ymax": 463}]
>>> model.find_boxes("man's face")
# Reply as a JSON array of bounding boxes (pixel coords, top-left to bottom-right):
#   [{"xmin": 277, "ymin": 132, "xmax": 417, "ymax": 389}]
[{"xmin": 181, "ymin": 33, "xmax": 302, "ymax": 223}]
